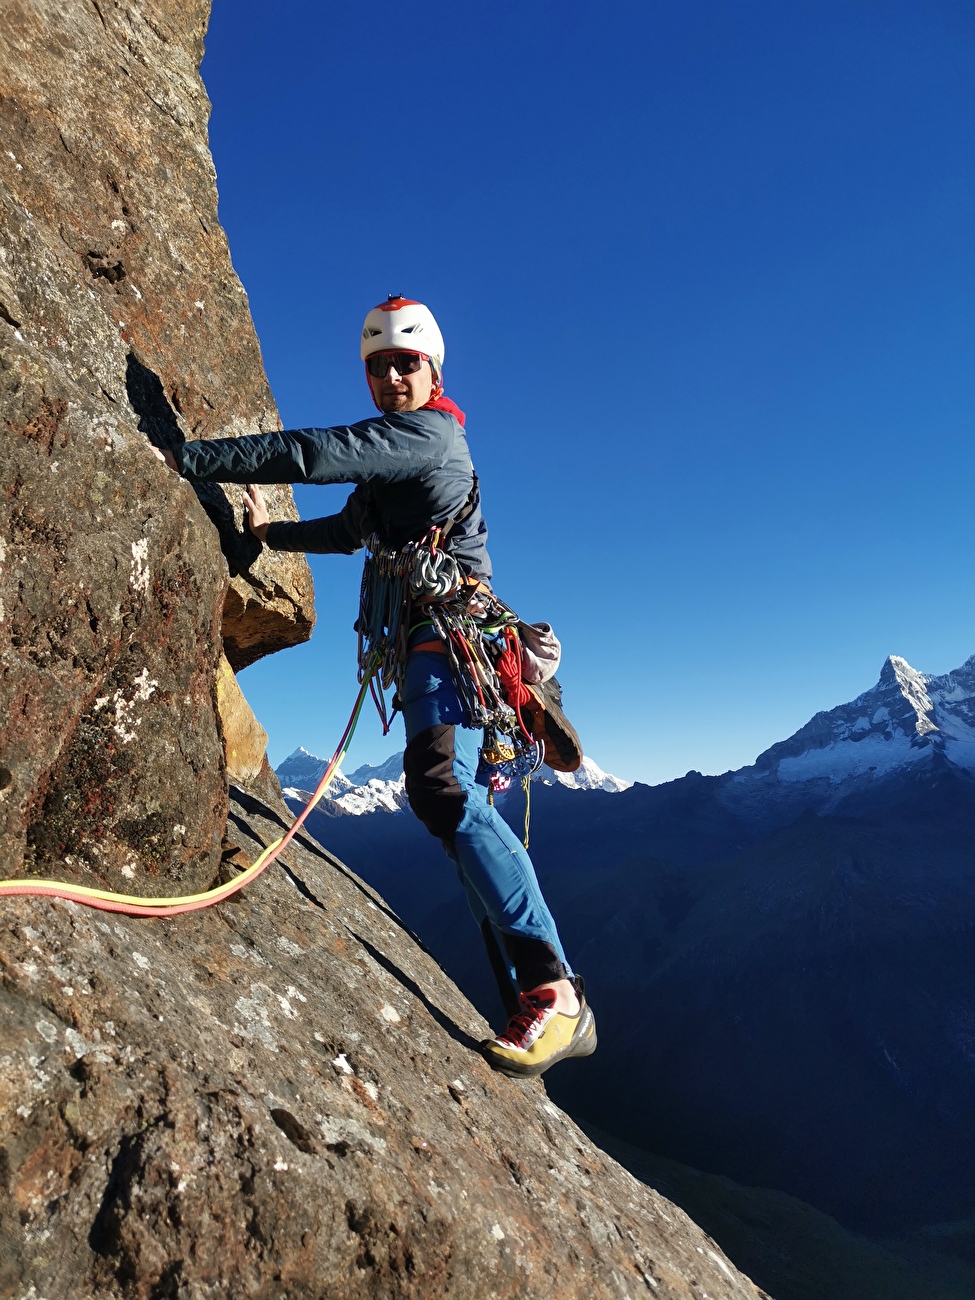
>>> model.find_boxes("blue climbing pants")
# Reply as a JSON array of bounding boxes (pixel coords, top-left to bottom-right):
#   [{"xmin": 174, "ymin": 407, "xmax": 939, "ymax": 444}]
[{"xmin": 400, "ymin": 640, "xmax": 572, "ymax": 1001}]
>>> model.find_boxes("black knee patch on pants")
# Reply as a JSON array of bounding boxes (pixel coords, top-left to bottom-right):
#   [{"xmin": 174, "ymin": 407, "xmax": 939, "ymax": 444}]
[
  {"xmin": 481, "ymin": 919, "xmax": 522, "ymax": 1018},
  {"xmin": 404, "ymin": 724, "xmax": 467, "ymax": 849},
  {"xmin": 502, "ymin": 933, "xmax": 570, "ymax": 991}
]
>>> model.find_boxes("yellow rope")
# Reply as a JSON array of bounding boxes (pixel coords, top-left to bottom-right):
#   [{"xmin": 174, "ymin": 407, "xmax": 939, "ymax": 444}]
[{"xmin": 0, "ymin": 669, "xmax": 374, "ymax": 915}]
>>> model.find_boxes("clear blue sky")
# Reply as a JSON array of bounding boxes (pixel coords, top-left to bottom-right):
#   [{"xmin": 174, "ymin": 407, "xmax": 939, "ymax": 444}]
[{"xmin": 202, "ymin": 0, "xmax": 975, "ymax": 784}]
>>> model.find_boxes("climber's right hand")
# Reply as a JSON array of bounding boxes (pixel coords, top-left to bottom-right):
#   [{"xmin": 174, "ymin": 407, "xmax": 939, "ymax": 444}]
[{"xmin": 242, "ymin": 483, "xmax": 270, "ymax": 542}]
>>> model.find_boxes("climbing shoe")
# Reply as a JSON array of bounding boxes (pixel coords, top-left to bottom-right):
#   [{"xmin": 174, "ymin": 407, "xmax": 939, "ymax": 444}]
[
  {"xmin": 522, "ymin": 677, "xmax": 583, "ymax": 773},
  {"xmin": 481, "ymin": 978, "xmax": 597, "ymax": 1078}
]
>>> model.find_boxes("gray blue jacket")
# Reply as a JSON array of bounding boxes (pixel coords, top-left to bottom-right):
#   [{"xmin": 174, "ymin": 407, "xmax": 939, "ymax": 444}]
[{"xmin": 175, "ymin": 408, "xmax": 491, "ymax": 582}]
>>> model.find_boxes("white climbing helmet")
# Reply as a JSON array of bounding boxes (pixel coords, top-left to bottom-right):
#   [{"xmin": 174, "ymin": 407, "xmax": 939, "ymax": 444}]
[{"xmin": 360, "ymin": 296, "xmax": 445, "ymax": 365}]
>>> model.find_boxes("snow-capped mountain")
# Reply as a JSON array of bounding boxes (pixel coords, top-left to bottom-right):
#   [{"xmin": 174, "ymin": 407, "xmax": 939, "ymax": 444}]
[
  {"xmin": 278, "ymin": 653, "xmax": 970, "ymax": 822},
  {"xmin": 276, "ymin": 748, "xmax": 409, "ymax": 817},
  {"xmin": 719, "ymin": 653, "xmax": 975, "ymax": 826},
  {"xmin": 279, "ymin": 780, "xmax": 407, "ymax": 818},
  {"xmin": 274, "ymin": 746, "xmax": 348, "ymax": 794},
  {"xmin": 538, "ymin": 756, "xmax": 631, "ymax": 792},
  {"xmin": 276, "ymin": 746, "xmax": 629, "ymax": 816},
  {"xmin": 347, "ymin": 754, "xmax": 406, "ymax": 785},
  {"xmin": 753, "ymin": 653, "xmax": 975, "ymax": 779},
  {"xmin": 295, "ymin": 774, "xmax": 409, "ymax": 817}
]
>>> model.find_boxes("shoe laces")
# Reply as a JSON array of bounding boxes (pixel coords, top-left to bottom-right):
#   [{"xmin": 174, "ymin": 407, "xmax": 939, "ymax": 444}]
[{"xmin": 496, "ymin": 987, "xmax": 558, "ymax": 1050}]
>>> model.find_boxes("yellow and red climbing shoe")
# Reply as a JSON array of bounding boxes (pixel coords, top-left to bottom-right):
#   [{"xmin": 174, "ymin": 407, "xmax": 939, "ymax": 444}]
[{"xmin": 481, "ymin": 979, "xmax": 597, "ymax": 1078}]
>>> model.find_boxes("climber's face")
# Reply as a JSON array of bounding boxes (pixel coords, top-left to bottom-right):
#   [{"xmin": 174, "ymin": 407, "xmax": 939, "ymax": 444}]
[{"xmin": 366, "ymin": 352, "xmax": 434, "ymax": 413}]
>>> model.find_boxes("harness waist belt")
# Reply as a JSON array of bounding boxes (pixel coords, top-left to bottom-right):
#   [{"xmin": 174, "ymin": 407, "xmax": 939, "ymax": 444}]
[{"xmin": 410, "ymin": 639, "xmax": 447, "ymax": 655}]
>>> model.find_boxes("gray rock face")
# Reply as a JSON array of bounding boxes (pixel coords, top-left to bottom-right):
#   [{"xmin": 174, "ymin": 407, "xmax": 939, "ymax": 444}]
[
  {"xmin": 1, "ymin": 284, "xmax": 231, "ymax": 893},
  {"xmin": 0, "ymin": 0, "xmax": 315, "ymax": 666},
  {"xmin": 0, "ymin": 786, "xmax": 765, "ymax": 1299},
  {"xmin": 0, "ymin": 0, "xmax": 314, "ymax": 890},
  {"xmin": 0, "ymin": 0, "xmax": 315, "ymax": 668}
]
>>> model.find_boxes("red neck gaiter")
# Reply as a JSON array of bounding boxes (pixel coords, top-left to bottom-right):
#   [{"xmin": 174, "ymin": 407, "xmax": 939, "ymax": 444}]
[{"xmin": 422, "ymin": 393, "xmax": 466, "ymax": 426}]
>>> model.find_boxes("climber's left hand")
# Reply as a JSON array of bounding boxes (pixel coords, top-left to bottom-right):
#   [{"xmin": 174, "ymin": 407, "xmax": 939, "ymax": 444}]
[
  {"xmin": 150, "ymin": 446, "xmax": 179, "ymax": 472},
  {"xmin": 242, "ymin": 483, "xmax": 269, "ymax": 542}
]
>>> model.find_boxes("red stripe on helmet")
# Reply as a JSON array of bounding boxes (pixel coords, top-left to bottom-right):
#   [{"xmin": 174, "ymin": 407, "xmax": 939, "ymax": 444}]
[{"xmin": 378, "ymin": 297, "xmax": 420, "ymax": 312}]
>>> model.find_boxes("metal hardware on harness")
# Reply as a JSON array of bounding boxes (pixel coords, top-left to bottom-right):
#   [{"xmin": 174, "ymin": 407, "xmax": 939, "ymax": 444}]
[
  {"xmin": 356, "ymin": 529, "xmax": 463, "ymax": 729},
  {"xmin": 357, "ymin": 527, "xmax": 519, "ymax": 733},
  {"xmin": 410, "ymin": 530, "xmax": 461, "ymax": 600},
  {"xmin": 356, "ymin": 527, "xmax": 542, "ymax": 844}
]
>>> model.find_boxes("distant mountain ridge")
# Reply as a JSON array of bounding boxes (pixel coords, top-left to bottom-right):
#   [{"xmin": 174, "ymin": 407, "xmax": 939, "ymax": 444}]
[
  {"xmin": 275, "ymin": 746, "xmax": 630, "ymax": 818},
  {"xmin": 277, "ymin": 650, "xmax": 975, "ymax": 821}
]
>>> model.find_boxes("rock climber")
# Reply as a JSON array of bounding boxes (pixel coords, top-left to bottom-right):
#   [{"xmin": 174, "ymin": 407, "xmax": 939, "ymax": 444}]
[{"xmin": 151, "ymin": 296, "xmax": 595, "ymax": 1078}]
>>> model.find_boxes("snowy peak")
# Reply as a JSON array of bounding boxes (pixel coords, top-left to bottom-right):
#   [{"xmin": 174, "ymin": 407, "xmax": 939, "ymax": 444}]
[
  {"xmin": 348, "ymin": 754, "xmax": 404, "ymax": 785},
  {"xmin": 880, "ymin": 655, "xmax": 937, "ymax": 737},
  {"xmin": 281, "ymin": 774, "xmax": 408, "ymax": 818},
  {"xmin": 747, "ymin": 652, "xmax": 975, "ymax": 787},
  {"xmin": 913, "ymin": 654, "xmax": 975, "ymax": 761},
  {"xmin": 276, "ymin": 746, "xmax": 403, "ymax": 816},
  {"xmin": 276, "ymin": 746, "xmax": 629, "ymax": 816},
  {"xmin": 275, "ymin": 746, "xmax": 346, "ymax": 793},
  {"xmin": 322, "ymin": 775, "xmax": 408, "ymax": 817},
  {"xmin": 537, "ymin": 756, "xmax": 631, "ymax": 793}
]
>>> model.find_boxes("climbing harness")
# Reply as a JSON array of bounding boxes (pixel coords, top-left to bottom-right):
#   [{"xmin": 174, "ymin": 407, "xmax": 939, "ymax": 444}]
[
  {"xmin": 0, "ymin": 660, "xmax": 379, "ymax": 916},
  {"xmin": 356, "ymin": 528, "xmax": 544, "ymax": 843}
]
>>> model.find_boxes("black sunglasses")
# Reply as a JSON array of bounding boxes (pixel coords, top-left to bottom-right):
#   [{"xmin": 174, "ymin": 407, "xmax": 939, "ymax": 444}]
[{"xmin": 365, "ymin": 351, "xmax": 427, "ymax": 379}]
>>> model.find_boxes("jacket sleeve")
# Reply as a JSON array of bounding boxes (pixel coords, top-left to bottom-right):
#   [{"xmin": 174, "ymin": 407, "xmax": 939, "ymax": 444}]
[
  {"xmin": 263, "ymin": 487, "xmax": 369, "ymax": 555},
  {"xmin": 175, "ymin": 412, "xmax": 452, "ymax": 486}
]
